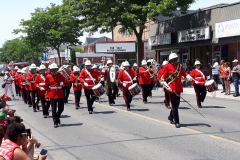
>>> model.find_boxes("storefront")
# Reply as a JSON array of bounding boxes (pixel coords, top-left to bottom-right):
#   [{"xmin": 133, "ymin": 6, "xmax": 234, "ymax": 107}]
[{"xmin": 96, "ymin": 41, "xmax": 136, "ymax": 65}]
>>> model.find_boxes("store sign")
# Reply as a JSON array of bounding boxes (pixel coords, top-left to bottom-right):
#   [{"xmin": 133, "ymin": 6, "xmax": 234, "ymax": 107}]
[
  {"xmin": 96, "ymin": 42, "xmax": 136, "ymax": 53},
  {"xmin": 178, "ymin": 26, "xmax": 210, "ymax": 43},
  {"xmin": 148, "ymin": 33, "xmax": 171, "ymax": 46},
  {"xmin": 215, "ymin": 19, "xmax": 240, "ymax": 38},
  {"xmin": 160, "ymin": 51, "xmax": 170, "ymax": 55}
]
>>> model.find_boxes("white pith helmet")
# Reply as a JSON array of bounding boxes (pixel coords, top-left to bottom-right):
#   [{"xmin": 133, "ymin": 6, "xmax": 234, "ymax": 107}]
[
  {"xmin": 39, "ymin": 64, "xmax": 46, "ymax": 70},
  {"xmin": 107, "ymin": 60, "xmax": 113, "ymax": 65},
  {"xmin": 49, "ymin": 63, "xmax": 58, "ymax": 69},
  {"xmin": 162, "ymin": 61, "xmax": 168, "ymax": 66},
  {"xmin": 73, "ymin": 67, "xmax": 80, "ymax": 72},
  {"xmin": 85, "ymin": 60, "xmax": 91, "ymax": 66},
  {"xmin": 14, "ymin": 66, "xmax": 19, "ymax": 70},
  {"xmin": 133, "ymin": 63, "xmax": 138, "ymax": 67},
  {"xmin": 92, "ymin": 64, "xmax": 97, "ymax": 69},
  {"xmin": 123, "ymin": 61, "xmax": 130, "ymax": 67},
  {"xmin": 168, "ymin": 53, "xmax": 178, "ymax": 61},
  {"xmin": 194, "ymin": 60, "xmax": 201, "ymax": 66},
  {"xmin": 141, "ymin": 60, "xmax": 147, "ymax": 65},
  {"xmin": 29, "ymin": 63, "xmax": 37, "ymax": 69}
]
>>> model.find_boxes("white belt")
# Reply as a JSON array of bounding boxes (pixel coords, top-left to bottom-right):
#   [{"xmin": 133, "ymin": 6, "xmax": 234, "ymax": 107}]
[
  {"xmin": 74, "ymin": 83, "xmax": 82, "ymax": 86},
  {"xmin": 39, "ymin": 83, "xmax": 45, "ymax": 85},
  {"xmin": 84, "ymin": 78, "xmax": 95, "ymax": 81},
  {"xmin": 49, "ymin": 86, "xmax": 62, "ymax": 89},
  {"xmin": 31, "ymin": 81, "xmax": 35, "ymax": 83},
  {"xmin": 123, "ymin": 81, "xmax": 132, "ymax": 83},
  {"xmin": 21, "ymin": 82, "xmax": 26, "ymax": 85}
]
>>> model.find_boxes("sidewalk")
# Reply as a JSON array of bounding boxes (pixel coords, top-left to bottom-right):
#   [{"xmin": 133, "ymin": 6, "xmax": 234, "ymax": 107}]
[{"xmin": 183, "ymin": 84, "xmax": 240, "ymax": 100}]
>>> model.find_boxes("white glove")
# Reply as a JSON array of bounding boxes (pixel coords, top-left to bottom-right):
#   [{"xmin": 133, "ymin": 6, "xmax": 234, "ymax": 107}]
[
  {"xmin": 93, "ymin": 78, "xmax": 96, "ymax": 81},
  {"xmin": 40, "ymin": 87, "xmax": 45, "ymax": 91},
  {"xmin": 60, "ymin": 82, "xmax": 64, "ymax": 86},
  {"xmin": 161, "ymin": 81, "xmax": 172, "ymax": 91},
  {"xmin": 207, "ymin": 75, "xmax": 210, "ymax": 80},
  {"xmin": 123, "ymin": 83, "xmax": 127, "ymax": 87},
  {"xmin": 186, "ymin": 75, "xmax": 193, "ymax": 81},
  {"xmin": 195, "ymin": 80, "xmax": 199, "ymax": 84},
  {"xmin": 100, "ymin": 77, "xmax": 104, "ymax": 81},
  {"xmin": 133, "ymin": 77, "xmax": 137, "ymax": 81},
  {"xmin": 84, "ymin": 82, "xmax": 88, "ymax": 87}
]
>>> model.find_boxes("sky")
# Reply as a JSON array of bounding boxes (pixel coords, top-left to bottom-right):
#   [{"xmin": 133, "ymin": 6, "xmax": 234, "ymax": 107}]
[{"xmin": 0, "ymin": 0, "xmax": 239, "ymax": 47}]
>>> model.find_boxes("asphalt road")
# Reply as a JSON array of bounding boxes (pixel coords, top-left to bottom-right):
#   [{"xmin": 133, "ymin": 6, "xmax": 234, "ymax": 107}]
[{"xmin": 3, "ymin": 83, "xmax": 240, "ymax": 160}]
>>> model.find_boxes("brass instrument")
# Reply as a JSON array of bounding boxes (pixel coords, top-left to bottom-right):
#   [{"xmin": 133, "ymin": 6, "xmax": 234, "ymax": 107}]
[
  {"xmin": 24, "ymin": 67, "xmax": 30, "ymax": 85},
  {"xmin": 59, "ymin": 66, "xmax": 70, "ymax": 80}
]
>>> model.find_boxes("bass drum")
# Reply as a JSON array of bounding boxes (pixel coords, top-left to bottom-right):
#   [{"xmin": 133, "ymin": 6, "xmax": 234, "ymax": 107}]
[
  {"xmin": 205, "ymin": 79, "xmax": 217, "ymax": 92},
  {"xmin": 128, "ymin": 83, "xmax": 141, "ymax": 97},
  {"xmin": 92, "ymin": 83, "xmax": 105, "ymax": 97},
  {"xmin": 109, "ymin": 66, "xmax": 116, "ymax": 83}
]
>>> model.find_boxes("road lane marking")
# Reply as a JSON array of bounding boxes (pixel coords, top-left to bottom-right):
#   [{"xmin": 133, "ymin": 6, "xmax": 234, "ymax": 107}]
[{"xmin": 75, "ymin": 96, "xmax": 240, "ymax": 146}]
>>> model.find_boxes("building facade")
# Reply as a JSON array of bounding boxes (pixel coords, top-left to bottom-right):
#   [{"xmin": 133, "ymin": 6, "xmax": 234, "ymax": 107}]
[{"xmin": 149, "ymin": 2, "xmax": 240, "ymax": 75}]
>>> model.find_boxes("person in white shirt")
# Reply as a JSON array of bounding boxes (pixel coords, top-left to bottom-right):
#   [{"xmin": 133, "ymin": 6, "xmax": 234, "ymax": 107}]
[
  {"xmin": 3, "ymin": 71, "xmax": 15, "ymax": 99},
  {"xmin": 209, "ymin": 59, "xmax": 220, "ymax": 90}
]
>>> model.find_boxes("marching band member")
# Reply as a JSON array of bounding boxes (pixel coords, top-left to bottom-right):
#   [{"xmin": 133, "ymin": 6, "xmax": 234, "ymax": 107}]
[
  {"xmin": 117, "ymin": 61, "xmax": 135, "ymax": 111},
  {"xmin": 160, "ymin": 53, "xmax": 192, "ymax": 128},
  {"xmin": 132, "ymin": 63, "xmax": 139, "ymax": 84},
  {"xmin": 105, "ymin": 60, "xmax": 118, "ymax": 106},
  {"xmin": 45, "ymin": 63, "xmax": 66, "ymax": 128},
  {"xmin": 158, "ymin": 60, "xmax": 170, "ymax": 109},
  {"xmin": 98, "ymin": 65, "xmax": 106, "ymax": 87},
  {"xmin": 62, "ymin": 65, "xmax": 72, "ymax": 104},
  {"xmin": 79, "ymin": 60, "xmax": 99, "ymax": 114},
  {"xmin": 3, "ymin": 71, "xmax": 15, "ymax": 100},
  {"xmin": 12, "ymin": 66, "xmax": 20, "ymax": 96},
  {"xmin": 28, "ymin": 64, "xmax": 38, "ymax": 112},
  {"xmin": 19, "ymin": 68, "xmax": 27, "ymax": 104},
  {"xmin": 139, "ymin": 60, "xmax": 152, "ymax": 104},
  {"xmin": 15, "ymin": 69, "xmax": 22, "ymax": 97},
  {"xmin": 25, "ymin": 67, "xmax": 32, "ymax": 108},
  {"xmin": 70, "ymin": 67, "xmax": 82, "ymax": 109},
  {"xmin": 35, "ymin": 64, "xmax": 50, "ymax": 118},
  {"xmin": 189, "ymin": 60, "xmax": 207, "ymax": 108}
]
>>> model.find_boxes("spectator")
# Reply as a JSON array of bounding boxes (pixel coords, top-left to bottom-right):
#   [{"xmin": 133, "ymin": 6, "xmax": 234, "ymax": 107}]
[
  {"xmin": 3, "ymin": 71, "xmax": 15, "ymax": 100},
  {"xmin": 209, "ymin": 59, "xmax": 220, "ymax": 90},
  {"xmin": 0, "ymin": 122, "xmax": 46, "ymax": 160},
  {"xmin": 224, "ymin": 62, "xmax": 231, "ymax": 95},
  {"xmin": 186, "ymin": 60, "xmax": 193, "ymax": 74},
  {"xmin": 231, "ymin": 59, "xmax": 240, "ymax": 97},
  {"xmin": 219, "ymin": 59, "xmax": 226, "ymax": 93}
]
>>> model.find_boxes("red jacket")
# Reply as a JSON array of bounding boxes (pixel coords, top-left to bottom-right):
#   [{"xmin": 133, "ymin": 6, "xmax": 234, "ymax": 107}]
[
  {"xmin": 117, "ymin": 69, "xmax": 135, "ymax": 90},
  {"xmin": 19, "ymin": 75, "xmax": 24, "ymax": 89},
  {"xmin": 45, "ymin": 73, "xmax": 65, "ymax": 99},
  {"xmin": 161, "ymin": 63, "xmax": 188, "ymax": 93},
  {"xmin": 14, "ymin": 73, "xmax": 20, "ymax": 85},
  {"xmin": 22, "ymin": 74, "xmax": 30, "ymax": 90},
  {"xmin": 70, "ymin": 73, "xmax": 82, "ymax": 90},
  {"xmin": 189, "ymin": 69, "xmax": 207, "ymax": 85},
  {"xmin": 11, "ymin": 71, "xmax": 18, "ymax": 84},
  {"xmin": 62, "ymin": 71, "xmax": 72, "ymax": 87},
  {"xmin": 138, "ymin": 67, "xmax": 151, "ymax": 84},
  {"xmin": 79, "ymin": 69, "xmax": 99, "ymax": 90},
  {"xmin": 35, "ymin": 74, "xmax": 46, "ymax": 96},
  {"xmin": 27, "ymin": 72, "xmax": 37, "ymax": 91}
]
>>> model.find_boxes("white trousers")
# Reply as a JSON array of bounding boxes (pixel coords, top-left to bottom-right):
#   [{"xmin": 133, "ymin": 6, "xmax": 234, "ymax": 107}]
[{"xmin": 5, "ymin": 84, "xmax": 14, "ymax": 96}]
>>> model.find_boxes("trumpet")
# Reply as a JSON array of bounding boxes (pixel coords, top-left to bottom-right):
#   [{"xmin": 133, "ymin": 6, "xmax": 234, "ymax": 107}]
[
  {"xmin": 147, "ymin": 64, "xmax": 158, "ymax": 78},
  {"xmin": 58, "ymin": 66, "xmax": 70, "ymax": 80}
]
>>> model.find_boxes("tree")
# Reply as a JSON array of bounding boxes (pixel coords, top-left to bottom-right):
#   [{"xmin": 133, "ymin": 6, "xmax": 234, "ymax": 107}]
[
  {"xmin": 0, "ymin": 38, "xmax": 42, "ymax": 63},
  {"xmin": 70, "ymin": 47, "xmax": 83, "ymax": 64},
  {"xmin": 63, "ymin": 0, "xmax": 195, "ymax": 65},
  {"xmin": 14, "ymin": 3, "xmax": 83, "ymax": 66}
]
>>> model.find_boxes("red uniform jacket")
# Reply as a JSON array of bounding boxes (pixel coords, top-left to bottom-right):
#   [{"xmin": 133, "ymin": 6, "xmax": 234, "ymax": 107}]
[
  {"xmin": 117, "ymin": 69, "xmax": 135, "ymax": 90},
  {"xmin": 138, "ymin": 67, "xmax": 151, "ymax": 84},
  {"xmin": 19, "ymin": 74, "xmax": 26, "ymax": 89},
  {"xmin": 45, "ymin": 73, "xmax": 65, "ymax": 99},
  {"xmin": 70, "ymin": 74, "xmax": 82, "ymax": 90},
  {"xmin": 161, "ymin": 63, "xmax": 187, "ymax": 93},
  {"xmin": 189, "ymin": 69, "xmax": 206, "ymax": 85},
  {"xmin": 35, "ymin": 74, "xmax": 46, "ymax": 96},
  {"xmin": 12, "ymin": 71, "xmax": 18, "ymax": 84},
  {"xmin": 14, "ymin": 73, "xmax": 20, "ymax": 85},
  {"xmin": 62, "ymin": 71, "xmax": 72, "ymax": 87},
  {"xmin": 27, "ymin": 72, "xmax": 37, "ymax": 91},
  {"xmin": 157, "ymin": 67, "xmax": 165, "ymax": 81},
  {"xmin": 79, "ymin": 69, "xmax": 99, "ymax": 90}
]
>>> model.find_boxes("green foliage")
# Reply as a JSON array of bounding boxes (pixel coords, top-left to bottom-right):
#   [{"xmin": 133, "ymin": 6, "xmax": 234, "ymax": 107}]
[
  {"xmin": 0, "ymin": 38, "xmax": 42, "ymax": 63},
  {"xmin": 63, "ymin": 0, "xmax": 195, "ymax": 65},
  {"xmin": 14, "ymin": 3, "xmax": 83, "ymax": 66},
  {"xmin": 71, "ymin": 47, "xmax": 83, "ymax": 53},
  {"xmin": 70, "ymin": 49, "xmax": 76, "ymax": 65}
]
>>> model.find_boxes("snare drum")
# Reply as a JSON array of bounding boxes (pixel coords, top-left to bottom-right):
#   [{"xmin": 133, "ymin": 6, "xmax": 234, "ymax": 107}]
[
  {"xmin": 205, "ymin": 80, "xmax": 217, "ymax": 92},
  {"xmin": 128, "ymin": 83, "xmax": 140, "ymax": 97},
  {"xmin": 92, "ymin": 83, "xmax": 105, "ymax": 97}
]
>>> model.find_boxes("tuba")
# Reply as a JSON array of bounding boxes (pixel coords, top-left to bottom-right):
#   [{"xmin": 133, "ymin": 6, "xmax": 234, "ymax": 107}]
[
  {"xmin": 58, "ymin": 66, "xmax": 70, "ymax": 80},
  {"xmin": 109, "ymin": 66, "xmax": 116, "ymax": 83}
]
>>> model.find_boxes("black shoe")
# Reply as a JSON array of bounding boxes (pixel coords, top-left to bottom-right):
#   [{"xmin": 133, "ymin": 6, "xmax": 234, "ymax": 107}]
[
  {"xmin": 75, "ymin": 106, "xmax": 79, "ymax": 109},
  {"xmin": 168, "ymin": 117, "xmax": 174, "ymax": 124},
  {"xmin": 221, "ymin": 91, "xmax": 226, "ymax": 93},
  {"xmin": 28, "ymin": 105, "xmax": 32, "ymax": 107},
  {"xmin": 233, "ymin": 94, "xmax": 239, "ymax": 97},
  {"xmin": 143, "ymin": 101, "xmax": 147, "ymax": 104},
  {"xmin": 175, "ymin": 123, "xmax": 180, "ymax": 128},
  {"xmin": 33, "ymin": 109, "xmax": 37, "ymax": 112},
  {"xmin": 127, "ymin": 107, "xmax": 130, "ymax": 111},
  {"xmin": 37, "ymin": 105, "xmax": 40, "ymax": 110},
  {"xmin": 54, "ymin": 123, "xmax": 58, "ymax": 128},
  {"xmin": 89, "ymin": 111, "xmax": 93, "ymax": 114},
  {"xmin": 43, "ymin": 115, "xmax": 48, "ymax": 118},
  {"xmin": 109, "ymin": 103, "xmax": 113, "ymax": 106},
  {"xmin": 198, "ymin": 105, "xmax": 202, "ymax": 108}
]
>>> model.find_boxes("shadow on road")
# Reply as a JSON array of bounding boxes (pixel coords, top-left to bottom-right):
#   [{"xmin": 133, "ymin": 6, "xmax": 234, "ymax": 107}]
[
  {"xmin": 60, "ymin": 123, "xmax": 83, "ymax": 127},
  {"xmin": 60, "ymin": 115, "xmax": 71, "ymax": 118},
  {"xmin": 202, "ymin": 106, "xmax": 226, "ymax": 109},
  {"xmin": 181, "ymin": 123, "xmax": 211, "ymax": 127},
  {"xmin": 130, "ymin": 109, "xmax": 149, "ymax": 112},
  {"xmin": 179, "ymin": 107, "xmax": 191, "ymax": 109},
  {"xmin": 94, "ymin": 111, "xmax": 116, "ymax": 114}
]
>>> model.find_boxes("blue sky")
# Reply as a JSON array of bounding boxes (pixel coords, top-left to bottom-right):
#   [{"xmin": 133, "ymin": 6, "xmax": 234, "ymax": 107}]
[{"xmin": 0, "ymin": 0, "xmax": 239, "ymax": 47}]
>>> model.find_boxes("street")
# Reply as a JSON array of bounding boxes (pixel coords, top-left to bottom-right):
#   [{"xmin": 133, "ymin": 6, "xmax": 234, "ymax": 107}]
[{"xmin": 3, "ymin": 84, "xmax": 240, "ymax": 160}]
